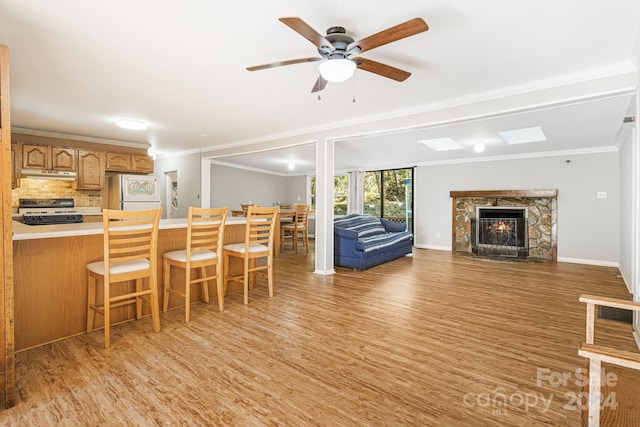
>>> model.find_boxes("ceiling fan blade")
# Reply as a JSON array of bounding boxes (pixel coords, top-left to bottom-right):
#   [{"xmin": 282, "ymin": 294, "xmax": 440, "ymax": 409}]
[
  {"xmin": 311, "ymin": 75, "xmax": 328, "ymax": 93},
  {"xmin": 279, "ymin": 17, "xmax": 334, "ymax": 52},
  {"xmin": 348, "ymin": 18, "xmax": 428, "ymax": 55},
  {"xmin": 247, "ymin": 57, "xmax": 322, "ymax": 71},
  {"xmin": 356, "ymin": 57, "xmax": 411, "ymax": 82}
]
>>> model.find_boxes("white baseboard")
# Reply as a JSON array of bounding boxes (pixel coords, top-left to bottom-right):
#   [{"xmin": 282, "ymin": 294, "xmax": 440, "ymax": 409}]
[
  {"xmin": 413, "ymin": 243, "xmax": 450, "ymax": 251},
  {"xmin": 313, "ymin": 269, "xmax": 336, "ymax": 276},
  {"xmin": 557, "ymin": 257, "xmax": 620, "ymax": 268},
  {"xmin": 618, "ymin": 269, "xmax": 633, "ymax": 293}
]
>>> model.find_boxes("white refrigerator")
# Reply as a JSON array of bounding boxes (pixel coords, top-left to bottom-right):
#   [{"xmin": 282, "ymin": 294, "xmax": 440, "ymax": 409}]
[{"xmin": 108, "ymin": 174, "xmax": 162, "ymax": 210}]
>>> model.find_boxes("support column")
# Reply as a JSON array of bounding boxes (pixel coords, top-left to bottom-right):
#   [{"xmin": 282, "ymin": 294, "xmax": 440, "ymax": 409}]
[{"xmin": 314, "ymin": 138, "xmax": 335, "ymax": 275}]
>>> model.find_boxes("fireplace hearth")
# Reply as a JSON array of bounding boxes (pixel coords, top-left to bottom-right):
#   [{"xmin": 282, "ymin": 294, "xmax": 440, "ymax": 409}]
[{"xmin": 450, "ymin": 190, "xmax": 557, "ymax": 262}]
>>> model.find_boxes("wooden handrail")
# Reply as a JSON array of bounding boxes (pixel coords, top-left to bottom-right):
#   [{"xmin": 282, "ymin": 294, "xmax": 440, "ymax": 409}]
[
  {"xmin": 579, "ymin": 295, "xmax": 640, "ymax": 426},
  {"xmin": 579, "ymin": 294, "xmax": 640, "ymax": 311},
  {"xmin": 579, "ymin": 343, "xmax": 640, "ymax": 370}
]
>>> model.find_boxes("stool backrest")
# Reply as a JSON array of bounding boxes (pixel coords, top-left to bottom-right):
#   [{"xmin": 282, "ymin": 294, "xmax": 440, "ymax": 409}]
[
  {"xmin": 245, "ymin": 206, "xmax": 279, "ymax": 250},
  {"xmin": 186, "ymin": 206, "xmax": 229, "ymax": 263},
  {"xmin": 102, "ymin": 208, "xmax": 162, "ymax": 279}
]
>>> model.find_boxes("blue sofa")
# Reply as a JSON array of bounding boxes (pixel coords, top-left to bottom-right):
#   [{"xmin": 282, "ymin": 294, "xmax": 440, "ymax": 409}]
[{"xmin": 334, "ymin": 213, "xmax": 413, "ymax": 270}]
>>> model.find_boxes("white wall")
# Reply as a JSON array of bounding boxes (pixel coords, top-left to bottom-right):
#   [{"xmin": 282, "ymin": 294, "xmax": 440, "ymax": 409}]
[
  {"xmin": 619, "ymin": 123, "xmax": 635, "ymax": 289},
  {"xmin": 284, "ymin": 175, "xmax": 307, "ymax": 205},
  {"xmin": 154, "ymin": 152, "xmax": 202, "ymax": 218},
  {"xmin": 158, "ymin": 149, "xmax": 622, "ymax": 264},
  {"xmin": 415, "ymin": 151, "xmax": 620, "ymax": 264},
  {"xmin": 209, "ymin": 163, "xmax": 287, "ymax": 209}
]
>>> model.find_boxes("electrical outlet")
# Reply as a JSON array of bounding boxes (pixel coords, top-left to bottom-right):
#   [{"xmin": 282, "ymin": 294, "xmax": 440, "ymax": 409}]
[
  {"xmin": 597, "ymin": 192, "xmax": 607, "ymax": 199},
  {"xmin": 435, "ymin": 232, "xmax": 441, "ymax": 239}
]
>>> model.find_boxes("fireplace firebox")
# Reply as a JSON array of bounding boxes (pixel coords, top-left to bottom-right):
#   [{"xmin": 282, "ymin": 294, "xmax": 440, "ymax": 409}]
[{"xmin": 471, "ymin": 207, "xmax": 528, "ymax": 257}]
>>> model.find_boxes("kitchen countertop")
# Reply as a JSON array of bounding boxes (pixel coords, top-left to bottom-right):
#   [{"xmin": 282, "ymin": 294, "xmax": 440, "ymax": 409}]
[{"xmin": 12, "ymin": 216, "xmax": 249, "ymax": 241}]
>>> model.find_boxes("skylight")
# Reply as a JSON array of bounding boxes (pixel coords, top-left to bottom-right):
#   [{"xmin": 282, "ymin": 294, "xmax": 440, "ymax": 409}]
[
  {"xmin": 418, "ymin": 137, "xmax": 464, "ymax": 151},
  {"xmin": 498, "ymin": 126, "xmax": 547, "ymax": 145}
]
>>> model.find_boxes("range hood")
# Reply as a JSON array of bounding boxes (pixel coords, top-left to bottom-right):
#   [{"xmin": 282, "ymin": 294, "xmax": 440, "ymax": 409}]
[{"xmin": 21, "ymin": 169, "xmax": 78, "ymax": 181}]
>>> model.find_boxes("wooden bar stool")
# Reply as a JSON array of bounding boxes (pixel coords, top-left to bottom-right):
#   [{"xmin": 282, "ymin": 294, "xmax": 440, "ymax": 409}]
[
  {"xmin": 86, "ymin": 208, "xmax": 162, "ymax": 349},
  {"xmin": 162, "ymin": 206, "xmax": 228, "ymax": 321},
  {"xmin": 223, "ymin": 206, "xmax": 278, "ymax": 305}
]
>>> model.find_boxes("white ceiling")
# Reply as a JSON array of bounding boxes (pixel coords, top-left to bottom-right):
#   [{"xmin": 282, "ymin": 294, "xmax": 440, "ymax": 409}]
[{"xmin": 1, "ymin": 1, "xmax": 639, "ymax": 174}]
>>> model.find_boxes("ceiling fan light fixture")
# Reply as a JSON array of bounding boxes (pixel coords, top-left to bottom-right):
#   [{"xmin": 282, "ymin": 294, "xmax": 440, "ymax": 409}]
[{"xmin": 318, "ymin": 59, "xmax": 356, "ymax": 83}]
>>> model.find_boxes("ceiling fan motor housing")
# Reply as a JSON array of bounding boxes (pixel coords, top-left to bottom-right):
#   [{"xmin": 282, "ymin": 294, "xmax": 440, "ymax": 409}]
[{"xmin": 318, "ymin": 26, "xmax": 356, "ymax": 58}]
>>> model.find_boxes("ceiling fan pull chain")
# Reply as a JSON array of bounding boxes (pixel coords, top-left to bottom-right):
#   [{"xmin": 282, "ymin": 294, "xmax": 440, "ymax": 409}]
[{"xmin": 352, "ymin": 71, "xmax": 356, "ymax": 103}]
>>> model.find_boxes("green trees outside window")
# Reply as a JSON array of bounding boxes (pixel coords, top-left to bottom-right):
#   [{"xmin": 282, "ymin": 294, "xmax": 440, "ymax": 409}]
[{"xmin": 309, "ymin": 168, "xmax": 413, "ymax": 232}]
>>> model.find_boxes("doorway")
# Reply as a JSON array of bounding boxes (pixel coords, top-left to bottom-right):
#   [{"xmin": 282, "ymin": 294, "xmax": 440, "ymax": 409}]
[{"xmin": 165, "ymin": 171, "xmax": 178, "ymax": 219}]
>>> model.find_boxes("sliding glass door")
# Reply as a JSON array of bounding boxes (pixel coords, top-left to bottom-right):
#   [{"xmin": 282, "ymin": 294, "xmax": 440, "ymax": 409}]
[{"xmin": 364, "ymin": 168, "xmax": 413, "ymax": 232}]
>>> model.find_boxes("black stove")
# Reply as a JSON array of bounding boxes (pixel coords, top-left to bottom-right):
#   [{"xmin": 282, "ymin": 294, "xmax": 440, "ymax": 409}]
[{"xmin": 19, "ymin": 198, "xmax": 83, "ymax": 225}]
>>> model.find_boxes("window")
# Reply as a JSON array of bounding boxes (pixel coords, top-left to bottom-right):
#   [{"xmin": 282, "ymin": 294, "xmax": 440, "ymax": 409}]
[
  {"xmin": 364, "ymin": 168, "xmax": 413, "ymax": 232},
  {"xmin": 309, "ymin": 174, "xmax": 350, "ymax": 216},
  {"xmin": 309, "ymin": 168, "xmax": 413, "ymax": 231}
]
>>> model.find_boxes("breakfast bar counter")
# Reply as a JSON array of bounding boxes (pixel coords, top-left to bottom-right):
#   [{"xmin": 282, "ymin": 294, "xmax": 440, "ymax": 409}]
[{"xmin": 12, "ymin": 217, "xmax": 249, "ymax": 351}]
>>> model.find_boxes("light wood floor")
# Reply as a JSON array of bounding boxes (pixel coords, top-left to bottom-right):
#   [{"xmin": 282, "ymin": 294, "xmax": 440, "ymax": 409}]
[{"xmin": 3, "ymin": 247, "xmax": 639, "ymax": 426}]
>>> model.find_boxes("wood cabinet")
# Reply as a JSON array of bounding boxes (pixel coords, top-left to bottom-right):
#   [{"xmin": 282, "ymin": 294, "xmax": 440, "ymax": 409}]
[
  {"xmin": 131, "ymin": 154, "xmax": 154, "ymax": 173},
  {"xmin": 21, "ymin": 144, "xmax": 76, "ymax": 171},
  {"xmin": 105, "ymin": 152, "xmax": 130, "ymax": 171},
  {"xmin": 106, "ymin": 152, "xmax": 154, "ymax": 173},
  {"xmin": 10, "ymin": 143, "xmax": 19, "ymax": 189},
  {"xmin": 75, "ymin": 149, "xmax": 105, "ymax": 190}
]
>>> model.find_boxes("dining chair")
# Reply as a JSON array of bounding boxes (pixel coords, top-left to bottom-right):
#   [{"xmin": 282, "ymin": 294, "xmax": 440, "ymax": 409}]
[
  {"xmin": 86, "ymin": 208, "xmax": 162, "ymax": 348},
  {"xmin": 240, "ymin": 203, "xmax": 258, "ymax": 216},
  {"xmin": 162, "ymin": 206, "xmax": 228, "ymax": 321},
  {"xmin": 280, "ymin": 203, "xmax": 310, "ymax": 254},
  {"xmin": 223, "ymin": 206, "xmax": 278, "ymax": 305}
]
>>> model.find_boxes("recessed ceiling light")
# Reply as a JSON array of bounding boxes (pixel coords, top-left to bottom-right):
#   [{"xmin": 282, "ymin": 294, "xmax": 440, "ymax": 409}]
[
  {"xmin": 498, "ymin": 126, "xmax": 546, "ymax": 145},
  {"xmin": 116, "ymin": 119, "xmax": 147, "ymax": 131},
  {"xmin": 474, "ymin": 142, "xmax": 486, "ymax": 153},
  {"xmin": 418, "ymin": 137, "xmax": 464, "ymax": 151},
  {"xmin": 287, "ymin": 162, "xmax": 295, "ymax": 170}
]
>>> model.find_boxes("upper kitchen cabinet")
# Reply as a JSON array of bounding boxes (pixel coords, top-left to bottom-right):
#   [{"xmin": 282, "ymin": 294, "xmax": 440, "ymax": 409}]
[
  {"xmin": 75, "ymin": 149, "xmax": 105, "ymax": 190},
  {"xmin": 105, "ymin": 152, "xmax": 130, "ymax": 171},
  {"xmin": 106, "ymin": 152, "xmax": 154, "ymax": 173},
  {"xmin": 21, "ymin": 144, "xmax": 76, "ymax": 171},
  {"xmin": 131, "ymin": 154, "xmax": 154, "ymax": 173}
]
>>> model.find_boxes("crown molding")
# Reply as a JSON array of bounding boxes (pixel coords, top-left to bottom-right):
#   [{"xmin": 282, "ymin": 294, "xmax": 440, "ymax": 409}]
[
  {"xmin": 12, "ymin": 127, "xmax": 150, "ymax": 149},
  {"xmin": 415, "ymin": 146, "xmax": 618, "ymax": 167}
]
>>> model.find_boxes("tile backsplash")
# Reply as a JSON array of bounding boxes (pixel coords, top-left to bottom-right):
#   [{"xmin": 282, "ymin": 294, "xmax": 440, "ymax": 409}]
[{"xmin": 12, "ymin": 178, "xmax": 102, "ymax": 207}]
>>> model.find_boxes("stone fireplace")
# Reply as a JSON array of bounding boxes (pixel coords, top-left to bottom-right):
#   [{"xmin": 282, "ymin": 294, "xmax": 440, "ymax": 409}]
[{"xmin": 450, "ymin": 190, "xmax": 557, "ymax": 261}]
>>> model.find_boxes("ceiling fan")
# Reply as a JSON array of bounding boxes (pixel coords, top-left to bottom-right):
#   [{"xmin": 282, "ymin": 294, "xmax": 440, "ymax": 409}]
[{"xmin": 246, "ymin": 17, "xmax": 429, "ymax": 93}]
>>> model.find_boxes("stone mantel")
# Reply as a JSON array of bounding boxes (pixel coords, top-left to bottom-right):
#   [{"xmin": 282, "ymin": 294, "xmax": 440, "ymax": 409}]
[{"xmin": 450, "ymin": 190, "xmax": 558, "ymax": 261}]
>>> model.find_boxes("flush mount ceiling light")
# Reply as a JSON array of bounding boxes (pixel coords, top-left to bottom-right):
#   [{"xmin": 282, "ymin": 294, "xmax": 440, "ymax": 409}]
[
  {"xmin": 116, "ymin": 119, "xmax": 147, "ymax": 131},
  {"xmin": 498, "ymin": 126, "xmax": 546, "ymax": 145},
  {"xmin": 287, "ymin": 162, "xmax": 296, "ymax": 170},
  {"xmin": 418, "ymin": 137, "xmax": 464, "ymax": 151},
  {"xmin": 474, "ymin": 142, "xmax": 486, "ymax": 153},
  {"xmin": 318, "ymin": 58, "xmax": 357, "ymax": 83}
]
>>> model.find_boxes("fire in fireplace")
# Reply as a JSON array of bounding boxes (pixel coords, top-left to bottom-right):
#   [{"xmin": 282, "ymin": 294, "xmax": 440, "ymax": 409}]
[{"xmin": 471, "ymin": 207, "xmax": 528, "ymax": 257}]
